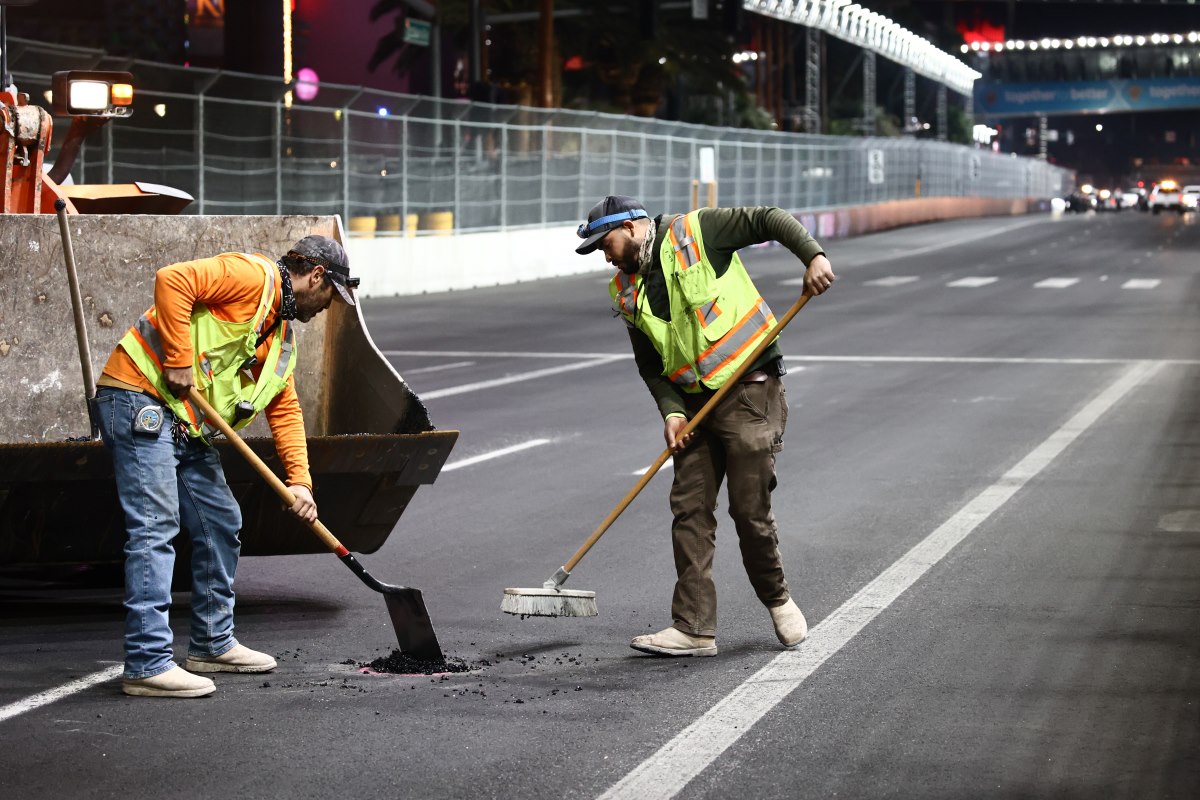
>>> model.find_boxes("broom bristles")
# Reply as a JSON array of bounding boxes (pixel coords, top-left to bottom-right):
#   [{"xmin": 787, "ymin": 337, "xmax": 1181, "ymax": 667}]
[{"xmin": 501, "ymin": 587, "xmax": 598, "ymax": 618}]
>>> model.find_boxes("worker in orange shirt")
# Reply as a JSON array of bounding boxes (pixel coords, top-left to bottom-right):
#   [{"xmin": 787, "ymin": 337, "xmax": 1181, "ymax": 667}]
[{"xmin": 93, "ymin": 235, "xmax": 358, "ymax": 698}]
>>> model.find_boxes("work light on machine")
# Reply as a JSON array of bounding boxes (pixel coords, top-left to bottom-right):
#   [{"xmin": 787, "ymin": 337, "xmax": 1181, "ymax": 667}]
[{"xmin": 50, "ymin": 71, "xmax": 134, "ymax": 117}]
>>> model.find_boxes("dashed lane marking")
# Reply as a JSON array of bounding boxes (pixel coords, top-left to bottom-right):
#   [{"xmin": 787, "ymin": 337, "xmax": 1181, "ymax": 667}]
[
  {"xmin": 1034, "ymin": 278, "xmax": 1081, "ymax": 288},
  {"xmin": 862, "ymin": 275, "xmax": 920, "ymax": 287},
  {"xmin": 597, "ymin": 360, "xmax": 1165, "ymax": 800},
  {"xmin": 1122, "ymin": 279, "xmax": 1161, "ymax": 289},
  {"xmin": 946, "ymin": 276, "xmax": 999, "ymax": 287},
  {"xmin": 417, "ymin": 356, "xmax": 626, "ymax": 400},
  {"xmin": 441, "ymin": 439, "xmax": 552, "ymax": 472},
  {"xmin": 634, "ymin": 460, "xmax": 673, "ymax": 477}
]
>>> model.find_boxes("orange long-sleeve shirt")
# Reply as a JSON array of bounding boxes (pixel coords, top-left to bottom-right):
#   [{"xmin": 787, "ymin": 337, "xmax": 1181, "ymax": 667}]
[{"xmin": 101, "ymin": 252, "xmax": 312, "ymax": 489}]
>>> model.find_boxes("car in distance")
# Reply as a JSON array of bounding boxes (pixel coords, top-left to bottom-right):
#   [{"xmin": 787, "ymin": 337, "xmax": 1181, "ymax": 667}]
[
  {"xmin": 1119, "ymin": 188, "xmax": 1143, "ymax": 210},
  {"xmin": 1149, "ymin": 180, "xmax": 1183, "ymax": 214},
  {"xmin": 1181, "ymin": 185, "xmax": 1200, "ymax": 212},
  {"xmin": 1095, "ymin": 188, "xmax": 1125, "ymax": 211}
]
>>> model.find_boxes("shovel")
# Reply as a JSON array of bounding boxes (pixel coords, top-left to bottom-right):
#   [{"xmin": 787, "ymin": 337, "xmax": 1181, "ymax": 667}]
[{"xmin": 186, "ymin": 388, "xmax": 444, "ymax": 663}]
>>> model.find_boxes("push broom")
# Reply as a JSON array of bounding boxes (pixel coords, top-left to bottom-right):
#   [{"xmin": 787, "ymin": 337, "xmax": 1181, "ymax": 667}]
[{"xmin": 502, "ymin": 291, "xmax": 814, "ymax": 618}]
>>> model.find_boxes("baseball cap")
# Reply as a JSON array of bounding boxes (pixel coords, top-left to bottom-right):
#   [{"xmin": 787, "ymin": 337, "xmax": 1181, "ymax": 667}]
[
  {"xmin": 288, "ymin": 234, "xmax": 358, "ymax": 305},
  {"xmin": 575, "ymin": 195, "xmax": 649, "ymax": 255}
]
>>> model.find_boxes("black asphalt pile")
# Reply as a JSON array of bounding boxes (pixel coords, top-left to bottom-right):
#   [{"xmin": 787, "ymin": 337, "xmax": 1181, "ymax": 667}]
[{"xmin": 365, "ymin": 650, "xmax": 484, "ymax": 675}]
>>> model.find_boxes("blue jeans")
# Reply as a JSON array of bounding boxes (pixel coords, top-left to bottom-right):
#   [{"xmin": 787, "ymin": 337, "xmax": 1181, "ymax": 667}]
[{"xmin": 94, "ymin": 387, "xmax": 242, "ymax": 679}]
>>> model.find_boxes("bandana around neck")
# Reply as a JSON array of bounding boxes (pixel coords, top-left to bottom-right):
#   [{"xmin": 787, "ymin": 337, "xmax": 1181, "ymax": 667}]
[
  {"xmin": 276, "ymin": 262, "xmax": 297, "ymax": 321},
  {"xmin": 636, "ymin": 220, "xmax": 656, "ymax": 274}
]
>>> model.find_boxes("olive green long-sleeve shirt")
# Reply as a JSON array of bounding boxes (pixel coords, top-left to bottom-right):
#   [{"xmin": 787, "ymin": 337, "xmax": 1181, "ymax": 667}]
[{"xmin": 627, "ymin": 206, "xmax": 824, "ymax": 419}]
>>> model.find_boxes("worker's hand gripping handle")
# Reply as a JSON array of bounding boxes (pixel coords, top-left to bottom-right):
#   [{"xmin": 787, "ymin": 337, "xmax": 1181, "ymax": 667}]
[{"xmin": 186, "ymin": 388, "xmax": 347, "ymax": 556}]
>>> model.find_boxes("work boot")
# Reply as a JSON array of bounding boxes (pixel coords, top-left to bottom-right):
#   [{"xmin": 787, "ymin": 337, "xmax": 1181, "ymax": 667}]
[
  {"xmin": 122, "ymin": 665, "xmax": 215, "ymax": 698},
  {"xmin": 185, "ymin": 644, "xmax": 277, "ymax": 674},
  {"xmin": 769, "ymin": 598, "xmax": 808, "ymax": 648},
  {"xmin": 630, "ymin": 626, "xmax": 717, "ymax": 657}
]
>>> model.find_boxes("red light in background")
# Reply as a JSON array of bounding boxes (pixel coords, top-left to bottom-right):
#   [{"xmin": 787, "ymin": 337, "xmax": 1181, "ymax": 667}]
[{"xmin": 957, "ymin": 20, "xmax": 1005, "ymax": 45}]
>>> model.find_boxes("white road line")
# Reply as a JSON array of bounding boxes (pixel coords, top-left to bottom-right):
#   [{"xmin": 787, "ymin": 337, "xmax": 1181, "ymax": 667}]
[
  {"xmin": 395, "ymin": 352, "xmax": 1200, "ymax": 368},
  {"xmin": 419, "ymin": 356, "xmax": 625, "ymax": 399},
  {"xmin": 383, "ymin": 349, "xmax": 629, "ymax": 360},
  {"xmin": 1122, "ymin": 279, "xmax": 1161, "ymax": 290},
  {"xmin": 946, "ymin": 276, "xmax": 999, "ymax": 288},
  {"xmin": 441, "ymin": 439, "xmax": 552, "ymax": 472},
  {"xmin": 634, "ymin": 460, "xmax": 673, "ymax": 477},
  {"xmin": 862, "ymin": 276, "xmax": 920, "ymax": 287},
  {"xmin": 402, "ymin": 360, "xmax": 476, "ymax": 375},
  {"xmin": 1034, "ymin": 278, "xmax": 1080, "ymax": 288},
  {"xmin": 598, "ymin": 360, "xmax": 1164, "ymax": 800},
  {"xmin": 0, "ymin": 665, "xmax": 123, "ymax": 724},
  {"xmin": 782, "ymin": 355, "xmax": 1200, "ymax": 365}
]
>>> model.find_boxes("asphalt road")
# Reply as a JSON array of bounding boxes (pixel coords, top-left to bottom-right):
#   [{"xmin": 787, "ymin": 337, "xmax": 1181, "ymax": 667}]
[{"xmin": 3, "ymin": 210, "xmax": 1198, "ymax": 799}]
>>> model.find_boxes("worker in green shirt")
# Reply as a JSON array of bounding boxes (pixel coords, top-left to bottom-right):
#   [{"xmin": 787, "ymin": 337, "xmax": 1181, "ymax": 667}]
[{"xmin": 576, "ymin": 195, "xmax": 835, "ymax": 657}]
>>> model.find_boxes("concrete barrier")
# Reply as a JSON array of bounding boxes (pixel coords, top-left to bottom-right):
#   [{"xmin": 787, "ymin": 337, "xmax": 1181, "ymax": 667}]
[{"xmin": 345, "ymin": 197, "xmax": 1045, "ymax": 297}]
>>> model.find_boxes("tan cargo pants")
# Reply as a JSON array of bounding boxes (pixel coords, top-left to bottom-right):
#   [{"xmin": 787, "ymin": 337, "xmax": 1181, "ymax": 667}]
[{"xmin": 669, "ymin": 374, "xmax": 791, "ymax": 637}]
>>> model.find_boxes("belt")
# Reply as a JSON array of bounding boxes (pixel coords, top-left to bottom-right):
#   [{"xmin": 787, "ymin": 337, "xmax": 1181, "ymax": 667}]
[
  {"xmin": 96, "ymin": 375, "xmax": 154, "ymax": 396},
  {"xmin": 739, "ymin": 370, "xmax": 769, "ymax": 384}
]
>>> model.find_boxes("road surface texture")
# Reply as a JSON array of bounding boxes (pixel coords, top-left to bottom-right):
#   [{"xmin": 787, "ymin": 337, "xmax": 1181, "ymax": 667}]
[{"xmin": 2, "ymin": 211, "xmax": 1197, "ymax": 799}]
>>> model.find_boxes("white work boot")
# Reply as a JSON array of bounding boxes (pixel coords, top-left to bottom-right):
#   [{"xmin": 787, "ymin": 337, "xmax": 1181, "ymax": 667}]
[
  {"xmin": 769, "ymin": 599, "xmax": 808, "ymax": 648},
  {"xmin": 122, "ymin": 665, "xmax": 215, "ymax": 698},
  {"xmin": 185, "ymin": 644, "xmax": 277, "ymax": 673},
  {"xmin": 630, "ymin": 626, "xmax": 718, "ymax": 657}
]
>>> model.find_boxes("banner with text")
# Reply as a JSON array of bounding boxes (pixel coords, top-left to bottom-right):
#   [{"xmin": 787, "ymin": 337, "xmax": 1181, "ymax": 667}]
[{"xmin": 974, "ymin": 77, "xmax": 1200, "ymax": 117}]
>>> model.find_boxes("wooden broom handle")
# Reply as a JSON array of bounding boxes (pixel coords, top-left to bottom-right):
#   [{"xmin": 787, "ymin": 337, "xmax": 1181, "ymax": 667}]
[
  {"xmin": 186, "ymin": 388, "xmax": 344, "ymax": 554},
  {"xmin": 562, "ymin": 293, "xmax": 812, "ymax": 572}
]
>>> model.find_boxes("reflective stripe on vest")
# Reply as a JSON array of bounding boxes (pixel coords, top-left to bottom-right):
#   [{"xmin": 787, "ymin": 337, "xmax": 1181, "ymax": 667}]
[
  {"xmin": 670, "ymin": 215, "xmax": 701, "ymax": 270},
  {"xmin": 667, "ymin": 362, "xmax": 699, "ymax": 390},
  {"xmin": 275, "ymin": 323, "xmax": 294, "ymax": 379},
  {"xmin": 613, "ymin": 271, "xmax": 639, "ymax": 316},
  {"xmin": 131, "ymin": 313, "xmax": 165, "ymax": 369},
  {"xmin": 694, "ymin": 300, "xmax": 721, "ymax": 328},
  {"xmin": 695, "ymin": 296, "xmax": 774, "ymax": 382}
]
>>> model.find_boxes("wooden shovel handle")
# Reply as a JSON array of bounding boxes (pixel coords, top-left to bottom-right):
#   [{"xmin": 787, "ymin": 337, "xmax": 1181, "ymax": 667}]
[
  {"xmin": 562, "ymin": 293, "xmax": 813, "ymax": 573},
  {"xmin": 186, "ymin": 388, "xmax": 344, "ymax": 554}
]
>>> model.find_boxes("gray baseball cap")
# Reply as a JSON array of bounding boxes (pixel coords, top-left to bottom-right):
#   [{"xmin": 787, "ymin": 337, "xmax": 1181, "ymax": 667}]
[
  {"xmin": 289, "ymin": 234, "xmax": 358, "ymax": 305},
  {"xmin": 575, "ymin": 195, "xmax": 649, "ymax": 255}
]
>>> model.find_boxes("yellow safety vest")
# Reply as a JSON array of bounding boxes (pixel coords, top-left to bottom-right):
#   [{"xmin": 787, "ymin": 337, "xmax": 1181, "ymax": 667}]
[
  {"xmin": 609, "ymin": 210, "xmax": 776, "ymax": 392},
  {"xmin": 119, "ymin": 253, "xmax": 298, "ymax": 442}
]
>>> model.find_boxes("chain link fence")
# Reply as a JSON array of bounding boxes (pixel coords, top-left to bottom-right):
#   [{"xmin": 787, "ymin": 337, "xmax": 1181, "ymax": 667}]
[{"xmin": 11, "ymin": 37, "xmax": 1074, "ymax": 234}]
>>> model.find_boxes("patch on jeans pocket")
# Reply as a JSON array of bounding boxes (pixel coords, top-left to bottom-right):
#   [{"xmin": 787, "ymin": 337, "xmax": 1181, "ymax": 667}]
[{"xmin": 133, "ymin": 404, "xmax": 165, "ymax": 435}]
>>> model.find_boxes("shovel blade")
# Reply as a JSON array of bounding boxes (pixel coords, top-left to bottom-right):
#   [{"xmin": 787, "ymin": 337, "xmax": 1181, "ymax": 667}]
[{"xmin": 383, "ymin": 587, "xmax": 444, "ymax": 663}]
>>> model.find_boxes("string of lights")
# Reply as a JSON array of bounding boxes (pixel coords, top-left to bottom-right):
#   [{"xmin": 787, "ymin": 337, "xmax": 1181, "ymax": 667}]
[
  {"xmin": 964, "ymin": 32, "xmax": 1200, "ymax": 53},
  {"xmin": 743, "ymin": 0, "xmax": 981, "ymax": 95}
]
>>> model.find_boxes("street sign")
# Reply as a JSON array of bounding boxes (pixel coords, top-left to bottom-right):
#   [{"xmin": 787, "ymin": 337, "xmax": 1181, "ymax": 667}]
[
  {"xmin": 867, "ymin": 149, "xmax": 885, "ymax": 185},
  {"xmin": 698, "ymin": 147, "xmax": 716, "ymax": 184},
  {"xmin": 404, "ymin": 18, "xmax": 432, "ymax": 47}
]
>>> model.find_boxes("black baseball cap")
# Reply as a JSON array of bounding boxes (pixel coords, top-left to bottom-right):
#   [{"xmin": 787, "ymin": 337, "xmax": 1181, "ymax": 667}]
[
  {"xmin": 288, "ymin": 234, "xmax": 358, "ymax": 305},
  {"xmin": 575, "ymin": 195, "xmax": 649, "ymax": 255}
]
